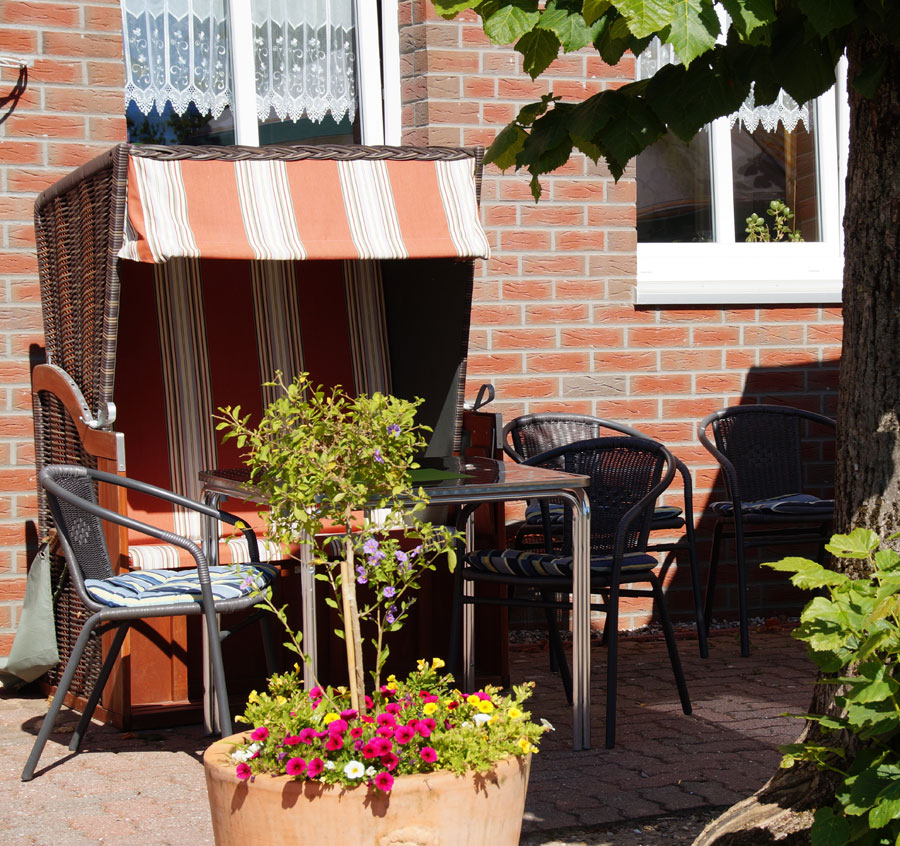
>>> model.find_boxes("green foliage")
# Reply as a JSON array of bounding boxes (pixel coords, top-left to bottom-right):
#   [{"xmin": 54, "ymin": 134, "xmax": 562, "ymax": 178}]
[
  {"xmin": 744, "ymin": 199, "xmax": 804, "ymax": 242},
  {"xmin": 217, "ymin": 373, "xmax": 460, "ymax": 691},
  {"xmin": 764, "ymin": 530, "xmax": 900, "ymax": 844},
  {"xmin": 429, "ymin": 0, "xmax": 900, "ymax": 199},
  {"xmin": 230, "ymin": 659, "xmax": 550, "ymax": 791}
]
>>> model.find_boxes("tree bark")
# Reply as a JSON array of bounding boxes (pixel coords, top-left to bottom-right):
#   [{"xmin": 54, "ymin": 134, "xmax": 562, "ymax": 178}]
[{"xmin": 695, "ymin": 33, "xmax": 900, "ymax": 846}]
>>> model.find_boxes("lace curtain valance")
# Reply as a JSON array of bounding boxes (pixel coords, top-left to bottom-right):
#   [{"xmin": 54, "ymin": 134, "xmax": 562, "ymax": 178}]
[
  {"xmin": 122, "ymin": 0, "xmax": 357, "ymax": 124},
  {"xmin": 636, "ymin": 38, "xmax": 810, "ymax": 134}
]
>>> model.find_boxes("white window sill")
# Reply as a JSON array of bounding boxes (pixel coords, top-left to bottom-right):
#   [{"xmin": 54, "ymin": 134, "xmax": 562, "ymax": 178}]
[{"xmin": 635, "ymin": 243, "xmax": 843, "ymax": 305}]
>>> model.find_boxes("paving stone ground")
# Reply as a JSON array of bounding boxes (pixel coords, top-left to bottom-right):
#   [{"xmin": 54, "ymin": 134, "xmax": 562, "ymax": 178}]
[{"xmin": 0, "ymin": 627, "xmax": 815, "ymax": 845}]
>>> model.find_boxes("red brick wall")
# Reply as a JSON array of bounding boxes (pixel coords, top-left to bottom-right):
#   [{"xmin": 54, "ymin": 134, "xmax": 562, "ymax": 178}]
[
  {"xmin": 0, "ymin": 0, "xmax": 126, "ymax": 654},
  {"xmin": 399, "ymin": 2, "xmax": 842, "ymax": 629}
]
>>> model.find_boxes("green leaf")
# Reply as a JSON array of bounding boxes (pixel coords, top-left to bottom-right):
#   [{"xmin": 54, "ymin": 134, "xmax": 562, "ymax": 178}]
[
  {"xmin": 869, "ymin": 780, "xmax": 900, "ymax": 830},
  {"xmin": 613, "ymin": 0, "xmax": 676, "ymax": 38},
  {"xmin": 515, "ymin": 27, "xmax": 562, "ymax": 78},
  {"xmin": 797, "ymin": 0, "xmax": 856, "ymax": 37},
  {"xmin": 583, "ymin": 0, "xmax": 613, "ymax": 26},
  {"xmin": 719, "ymin": 0, "xmax": 775, "ymax": 39},
  {"xmin": 660, "ymin": 0, "xmax": 719, "ymax": 67},
  {"xmin": 539, "ymin": 5, "xmax": 597, "ymax": 52},
  {"xmin": 811, "ymin": 806, "xmax": 850, "ymax": 846},
  {"xmin": 766, "ymin": 556, "xmax": 848, "ymax": 590},
  {"xmin": 592, "ymin": 13, "xmax": 634, "ymax": 65},
  {"xmin": 431, "ymin": 0, "xmax": 482, "ymax": 19},
  {"xmin": 485, "ymin": 3, "xmax": 541, "ymax": 44},
  {"xmin": 875, "ymin": 548, "xmax": 900, "ymax": 572},
  {"xmin": 826, "ymin": 529, "xmax": 881, "ymax": 559},
  {"xmin": 485, "ymin": 124, "xmax": 528, "ymax": 170}
]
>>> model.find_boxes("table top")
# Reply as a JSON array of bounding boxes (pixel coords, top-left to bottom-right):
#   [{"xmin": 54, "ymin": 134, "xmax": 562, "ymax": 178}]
[{"xmin": 199, "ymin": 456, "xmax": 590, "ymax": 505}]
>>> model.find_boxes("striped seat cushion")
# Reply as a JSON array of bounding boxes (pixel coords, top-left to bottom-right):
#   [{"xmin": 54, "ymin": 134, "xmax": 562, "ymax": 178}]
[
  {"xmin": 85, "ymin": 563, "xmax": 279, "ymax": 607},
  {"xmin": 524, "ymin": 503, "xmax": 682, "ymax": 526},
  {"xmin": 128, "ymin": 537, "xmax": 284, "ymax": 571},
  {"xmin": 465, "ymin": 549, "xmax": 657, "ymax": 578}
]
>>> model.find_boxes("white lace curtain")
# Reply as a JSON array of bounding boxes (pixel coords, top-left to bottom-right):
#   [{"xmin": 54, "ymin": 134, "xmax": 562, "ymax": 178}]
[
  {"xmin": 121, "ymin": 0, "xmax": 357, "ymax": 123},
  {"xmin": 636, "ymin": 38, "xmax": 810, "ymax": 133}
]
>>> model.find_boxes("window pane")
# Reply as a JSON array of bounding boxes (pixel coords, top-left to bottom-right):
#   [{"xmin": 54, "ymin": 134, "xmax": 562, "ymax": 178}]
[
  {"xmin": 126, "ymin": 100, "xmax": 236, "ymax": 146},
  {"xmin": 732, "ymin": 111, "xmax": 819, "ymax": 241},
  {"xmin": 637, "ymin": 129, "xmax": 713, "ymax": 243},
  {"xmin": 257, "ymin": 109, "xmax": 359, "ymax": 146}
]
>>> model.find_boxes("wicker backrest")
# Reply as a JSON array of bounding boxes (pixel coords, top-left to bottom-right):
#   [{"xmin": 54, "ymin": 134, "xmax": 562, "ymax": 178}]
[
  {"xmin": 41, "ymin": 466, "xmax": 113, "ymax": 583},
  {"xmin": 526, "ymin": 437, "xmax": 673, "ymax": 557},
  {"xmin": 504, "ymin": 413, "xmax": 646, "ymax": 464},
  {"xmin": 705, "ymin": 405, "xmax": 835, "ymax": 503}
]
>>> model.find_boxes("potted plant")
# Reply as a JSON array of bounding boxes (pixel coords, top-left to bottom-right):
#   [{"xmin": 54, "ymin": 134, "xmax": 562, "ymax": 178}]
[{"xmin": 204, "ymin": 374, "xmax": 547, "ymax": 845}]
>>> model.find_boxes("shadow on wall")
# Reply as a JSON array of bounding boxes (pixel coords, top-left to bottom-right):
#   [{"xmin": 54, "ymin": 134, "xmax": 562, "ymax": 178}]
[{"xmin": 660, "ymin": 357, "xmax": 840, "ymax": 631}]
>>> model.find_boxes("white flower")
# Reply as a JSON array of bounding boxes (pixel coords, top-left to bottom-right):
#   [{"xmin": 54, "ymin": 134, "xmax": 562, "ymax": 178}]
[
  {"xmin": 324, "ymin": 760, "xmax": 335, "ymax": 770},
  {"xmin": 540, "ymin": 718, "xmax": 556, "ymax": 732},
  {"xmin": 343, "ymin": 760, "xmax": 365, "ymax": 779},
  {"xmin": 473, "ymin": 713, "xmax": 491, "ymax": 726},
  {"xmin": 231, "ymin": 742, "xmax": 261, "ymax": 763},
  {"xmin": 365, "ymin": 766, "xmax": 376, "ymax": 777}
]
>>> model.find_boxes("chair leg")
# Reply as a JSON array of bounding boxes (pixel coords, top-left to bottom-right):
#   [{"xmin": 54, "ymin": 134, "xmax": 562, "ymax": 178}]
[
  {"xmin": 703, "ymin": 522, "xmax": 723, "ymax": 637},
  {"xmin": 22, "ymin": 613, "xmax": 103, "ymax": 781},
  {"xmin": 651, "ymin": 575, "xmax": 691, "ymax": 715},
  {"xmin": 204, "ymin": 606, "xmax": 233, "ymax": 736},
  {"xmin": 259, "ymin": 614, "xmax": 276, "ymax": 677},
  {"xmin": 447, "ymin": 566, "xmax": 464, "ymax": 678},
  {"xmin": 684, "ymin": 522, "xmax": 708, "ymax": 659},
  {"xmin": 540, "ymin": 592, "xmax": 572, "ymax": 705},
  {"xmin": 604, "ymin": 583, "xmax": 620, "ymax": 750},
  {"xmin": 69, "ymin": 623, "xmax": 130, "ymax": 752},
  {"xmin": 732, "ymin": 517, "xmax": 750, "ymax": 658}
]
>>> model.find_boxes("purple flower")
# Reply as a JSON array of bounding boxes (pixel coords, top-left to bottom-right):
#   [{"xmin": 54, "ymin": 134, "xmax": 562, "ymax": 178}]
[
  {"xmin": 374, "ymin": 448, "xmax": 384, "ymax": 464},
  {"xmin": 383, "ymin": 586, "xmax": 396, "ymax": 599},
  {"xmin": 387, "ymin": 424, "xmax": 401, "ymax": 437},
  {"xmin": 395, "ymin": 550, "xmax": 409, "ymax": 570},
  {"xmin": 363, "ymin": 538, "xmax": 380, "ymax": 556},
  {"xmin": 356, "ymin": 565, "xmax": 368, "ymax": 585}
]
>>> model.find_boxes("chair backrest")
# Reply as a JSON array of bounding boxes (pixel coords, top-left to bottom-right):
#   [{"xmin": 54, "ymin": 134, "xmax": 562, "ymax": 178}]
[
  {"xmin": 699, "ymin": 405, "xmax": 836, "ymax": 503},
  {"xmin": 526, "ymin": 438, "xmax": 674, "ymax": 557},
  {"xmin": 40, "ymin": 465, "xmax": 113, "ymax": 583},
  {"xmin": 504, "ymin": 413, "xmax": 647, "ymax": 464}
]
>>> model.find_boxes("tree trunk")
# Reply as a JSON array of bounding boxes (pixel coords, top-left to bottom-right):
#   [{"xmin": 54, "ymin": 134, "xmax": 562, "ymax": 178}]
[{"xmin": 695, "ymin": 34, "xmax": 900, "ymax": 846}]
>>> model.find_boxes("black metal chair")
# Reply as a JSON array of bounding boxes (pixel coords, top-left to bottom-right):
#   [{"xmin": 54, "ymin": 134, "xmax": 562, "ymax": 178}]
[
  {"xmin": 451, "ymin": 437, "xmax": 692, "ymax": 749},
  {"xmin": 22, "ymin": 465, "xmax": 278, "ymax": 781},
  {"xmin": 503, "ymin": 412, "xmax": 707, "ymax": 657},
  {"xmin": 698, "ymin": 405, "xmax": 836, "ymax": 657}
]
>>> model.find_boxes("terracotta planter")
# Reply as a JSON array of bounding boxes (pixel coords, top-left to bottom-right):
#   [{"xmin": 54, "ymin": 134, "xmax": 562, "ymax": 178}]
[{"xmin": 204, "ymin": 733, "xmax": 532, "ymax": 846}]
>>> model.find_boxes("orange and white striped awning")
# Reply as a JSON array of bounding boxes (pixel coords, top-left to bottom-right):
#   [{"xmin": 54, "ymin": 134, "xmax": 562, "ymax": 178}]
[{"xmin": 119, "ymin": 155, "xmax": 491, "ymax": 263}]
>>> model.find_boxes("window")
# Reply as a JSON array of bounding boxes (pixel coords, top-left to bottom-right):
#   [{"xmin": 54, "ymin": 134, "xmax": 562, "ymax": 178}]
[
  {"xmin": 121, "ymin": 0, "xmax": 400, "ymax": 147},
  {"xmin": 635, "ymin": 43, "xmax": 848, "ymax": 305}
]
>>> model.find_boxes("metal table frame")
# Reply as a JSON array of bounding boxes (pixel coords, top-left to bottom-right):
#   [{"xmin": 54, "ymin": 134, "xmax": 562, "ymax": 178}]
[{"xmin": 199, "ymin": 457, "xmax": 593, "ymax": 749}]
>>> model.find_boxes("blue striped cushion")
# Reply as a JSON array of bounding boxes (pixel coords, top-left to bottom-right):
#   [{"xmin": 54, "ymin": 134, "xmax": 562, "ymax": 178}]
[
  {"xmin": 85, "ymin": 563, "xmax": 278, "ymax": 608},
  {"xmin": 524, "ymin": 503, "xmax": 683, "ymax": 526},
  {"xmin": 465, "ymin": 549, "xmax": 657, "ymax": 578}
]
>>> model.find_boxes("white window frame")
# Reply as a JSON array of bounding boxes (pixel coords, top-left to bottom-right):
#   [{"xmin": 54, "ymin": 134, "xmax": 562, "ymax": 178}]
[
  {"xmin": 635, "ymin": 57, "xmax": 849, "ymax": 306},
  {"xmin": 226, "ymin": 0, "xmax": 401, "ymax": 147}
]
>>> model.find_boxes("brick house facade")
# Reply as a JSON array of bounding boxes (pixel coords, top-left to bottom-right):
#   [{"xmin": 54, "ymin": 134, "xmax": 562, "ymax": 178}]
[{"xmin": 0, "ymin": 0, "xmax": 841, "ymax": 656}]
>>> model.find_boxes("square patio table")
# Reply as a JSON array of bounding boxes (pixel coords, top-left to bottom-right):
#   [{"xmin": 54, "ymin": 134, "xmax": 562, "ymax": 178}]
[{"xmin": 198, "ymin": 457, "xmax": 593, "ymax": 749}]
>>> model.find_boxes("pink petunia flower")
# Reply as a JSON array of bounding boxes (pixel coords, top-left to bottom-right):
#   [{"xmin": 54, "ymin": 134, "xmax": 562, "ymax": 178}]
[
  {"xmin": 327, "ymin": 718, "xmax": 349, "ymax": 735},
  {"xmin": 362, "ymin": 742, "xmax": 378, "ymax": 760},
  {"xmin": 325, "ymin": 734, "xmax": 344, "ymax": 751},
  {"xmin": 250, "ymin": 726, "xmax": 269, "ymax": 742},
  {"xmin": 341, "ymin": 709, "xmax": 358, "ymax": 720},
  {"xmin": 374, "ymin": 771, "xmax": 394, "ymax": 793},
  {"xmin": 364, "ymin": 695, "xmax": 374, "ymax": 709},
  {"xmin": 307, "ymin": 757, "xmax": 324, "ymax": 778},
  {"xmin": 286, "ymin": 757, "xmax": 307, "ymax": 776},
  {"xmin": 376, "ymin": 712, "xmax": 397, "ymax": 728},
  {"xmin": 376, "ymin": 726, "xmax": 395, "ymax": 739},
  {"xmin": 235, "ymin": 762, "xmax": 252, "ymax": 781},
  {"xmin": 381, "ymin": 752, "xmax": 399, "ymax": 771},
  {"xmin": 394, "ymin": 725, "xmax": 415, "ymax": 745},
  {"xmin": 298, "ymin": 727, "xmax": 317, "ymax": 745},
  {"xmin": 372, "ymin": 737, "xmax": 393, "ymax": 756},
  {"xmin": 283, "ymin": 734, "xmax": 301, "ymax": 746},
  {"xmin": 420, "ymin": 746, "xmax": 438, "ymax": 764},
  {"xmin": 349, "ymin": 726, "xmax": 364, "ymax": 739},
  {"xmin": 385, "ymin": 703, "xmax": 402, "ymax": 715}
]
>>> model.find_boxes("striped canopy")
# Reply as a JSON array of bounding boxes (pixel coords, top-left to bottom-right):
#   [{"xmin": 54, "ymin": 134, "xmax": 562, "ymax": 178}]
[{"xmin": 119, "ymin": 155, "xmax": 492, "ymax": 263}]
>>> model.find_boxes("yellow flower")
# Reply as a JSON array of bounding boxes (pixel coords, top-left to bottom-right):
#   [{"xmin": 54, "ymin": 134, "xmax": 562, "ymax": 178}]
[
  {"xmin": 423, "ymin": 702, "xmax": 438, "ymax": 716},
  {"xmin": 518, "ymin": 738, "xmax": 535, "ymax": 754},
  {"xmin": 416, "ymin": 659, "xmax": 427, "ymax": 671},
  {"xmin": 466, "ymin": 694, "xmax": 481, "ymax": 707},
  {"xmin": 387, "ymin": 674, "xmax": 398, "ymax": 686},
  {"xmin": 509, "ymin": 707, "xmax": 522, "ymax": 720},
  {"xmin": 275, "ymin": 695, "xmax": 287, "ymax": 705},
  {"xmin": 431, "ymin": 657, "xmax": 445, "ymax": 669},
  {"xmin": 477, "ymin": 699, "xmax": 495, "ymax": 714},
  {"xmin": 248, "ymin": 690, "xmax": 260, "ymax": 704},
  {"xmin": 323, "ymin": 712, "xmax": 341, "ymax": 724}
]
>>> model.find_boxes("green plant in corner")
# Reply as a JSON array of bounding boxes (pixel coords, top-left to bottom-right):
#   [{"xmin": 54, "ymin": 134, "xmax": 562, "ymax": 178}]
[
  {"xmin": 745, "ymin": 199, "xmax": 804, "ymax": 243},
  {"xmin": 764, "ymin": 529, "xmax": 900, "ymax": 845}
]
